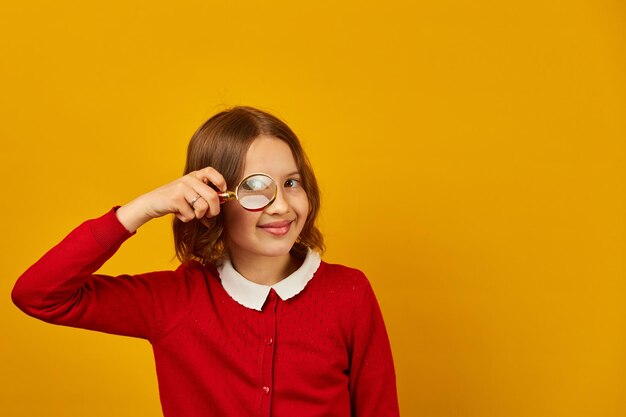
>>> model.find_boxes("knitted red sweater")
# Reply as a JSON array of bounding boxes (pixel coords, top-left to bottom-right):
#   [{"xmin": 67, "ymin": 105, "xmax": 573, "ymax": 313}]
[{"xmin": 12, "ymin": 209, "xmax": 399, "ymax": 417}]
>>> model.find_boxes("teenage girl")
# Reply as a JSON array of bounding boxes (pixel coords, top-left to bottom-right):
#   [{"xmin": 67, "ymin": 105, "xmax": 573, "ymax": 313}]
[{"xmin": 12, "ymin": 106, "xmax": 399, "ymax": 417}]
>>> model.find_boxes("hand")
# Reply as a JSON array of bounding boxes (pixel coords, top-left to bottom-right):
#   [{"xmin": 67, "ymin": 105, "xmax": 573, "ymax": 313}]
[{"xmin": 116, "ymin": 167, "xmax": 227, "ymax": 232}]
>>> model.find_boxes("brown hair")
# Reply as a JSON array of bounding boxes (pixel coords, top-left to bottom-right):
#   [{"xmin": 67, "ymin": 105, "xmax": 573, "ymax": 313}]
[{"xmin": 173, "ymin": 106, "xmax": 324, "ymax": 265}]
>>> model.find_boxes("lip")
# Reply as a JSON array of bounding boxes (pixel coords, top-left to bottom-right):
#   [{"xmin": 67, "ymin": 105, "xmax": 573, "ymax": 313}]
[{"xmin": 258, "ymin": 220, "xmax": 294, "ymax": 236}]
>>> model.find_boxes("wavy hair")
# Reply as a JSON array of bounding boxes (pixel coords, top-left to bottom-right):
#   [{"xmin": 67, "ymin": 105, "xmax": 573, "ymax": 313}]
[{"xmin": 173, "ymin": 106, "xmax": 324, "ymax": 265}]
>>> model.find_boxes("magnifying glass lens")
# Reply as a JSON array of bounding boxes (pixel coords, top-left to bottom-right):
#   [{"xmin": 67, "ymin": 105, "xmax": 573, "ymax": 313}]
[{"xmin": 237, "ymin": 174, "xmax": 277, "ymax": 210}]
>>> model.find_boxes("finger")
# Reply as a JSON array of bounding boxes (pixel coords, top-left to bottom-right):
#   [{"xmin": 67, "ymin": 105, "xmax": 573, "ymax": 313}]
[
  {"xmin": 176, "ymin": 193, "xmax": 197, "ymax": 222},
  {"xmin": 194, "ymin": 167, "xmax": 227, "ymax": 192},
  {"xmin": 177, "ymin": 178, "xmax": 219, "ymax": 219},
  {"xmin": 185, "ymin": 176, "xmax": 222, "ymax": 218},
  {"xmin": 192, "ymin": 184, "xmax": 222, "ymax": 218},
  {"xmin": 181, "ymin": 167, "xmax": 225, "ymax": 218},
  {"xmin": 189, "ymin": 193, "xmax": 210, "ymax": 219}
]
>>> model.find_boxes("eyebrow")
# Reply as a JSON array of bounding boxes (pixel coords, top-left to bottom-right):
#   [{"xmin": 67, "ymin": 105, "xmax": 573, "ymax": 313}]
[{"xmin": 284, "ymin": 171, "xmax": 301, "ymax": 177}]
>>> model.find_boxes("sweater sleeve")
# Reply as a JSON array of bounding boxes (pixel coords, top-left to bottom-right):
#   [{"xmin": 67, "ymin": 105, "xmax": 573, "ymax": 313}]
[
  {"xmin": 348, "ymin": 277, "xmax": 400, "ymax": 417},
  {"xmin": 11, "ymin": 208, "xmax": 186, "ymax": 341}
]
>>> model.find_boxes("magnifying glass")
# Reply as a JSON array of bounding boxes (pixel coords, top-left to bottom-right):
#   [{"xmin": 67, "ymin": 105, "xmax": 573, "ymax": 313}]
[{"xmin": 217, "ymin": 173, "xmax": 277, "ymax": 211}]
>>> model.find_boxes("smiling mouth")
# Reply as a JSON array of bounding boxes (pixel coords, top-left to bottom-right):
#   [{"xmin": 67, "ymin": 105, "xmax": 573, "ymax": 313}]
[{"xmin": 258, "ymin": 220, "xmax": 294, "ymax": 236}]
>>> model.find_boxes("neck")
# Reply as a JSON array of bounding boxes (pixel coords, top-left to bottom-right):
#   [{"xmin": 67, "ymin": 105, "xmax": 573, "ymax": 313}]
[{"xmin": 228, "ymin": 251, "xmax": 303, "ymax": 286}]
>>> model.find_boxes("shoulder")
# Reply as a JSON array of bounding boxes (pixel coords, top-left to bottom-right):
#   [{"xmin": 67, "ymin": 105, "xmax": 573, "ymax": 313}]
[
  {"xmin": 173, "ymin": 260, "xmax": 220, "ymax": 288},
  {"xmin": 314, "ymin": 260, "xmax": 375, "ymax": 300},
  {"xmin": 136, "ymin": 261, "xmax": 222, "ymax": 338},
  {"xmin": 311, "ymin": 261, "xmax": 384, "ymax": 340},
  {"xmin": 317, "ymin": 260, "xmax": 368, "ymax": 280},
  {"xmin": 132, "ymin": 260, "xmax": 220, "ymax": 299}
]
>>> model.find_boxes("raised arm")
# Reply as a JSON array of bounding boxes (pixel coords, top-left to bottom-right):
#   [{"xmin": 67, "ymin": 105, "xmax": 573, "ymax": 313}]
[{"xmin": 11, "ymin": 167, "xmax": 227, "ymax": 339}]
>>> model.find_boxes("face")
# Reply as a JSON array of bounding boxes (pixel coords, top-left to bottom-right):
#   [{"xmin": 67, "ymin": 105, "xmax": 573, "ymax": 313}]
[{"xmin": 222, "ymin": 135, "xmax": 309, "ymax": 261}]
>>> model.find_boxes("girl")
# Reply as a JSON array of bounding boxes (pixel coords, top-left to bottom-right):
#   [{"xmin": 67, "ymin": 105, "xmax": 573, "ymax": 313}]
[{"xmin": 12, "ymin": 106, "xmax": 399, "ymax": 417}]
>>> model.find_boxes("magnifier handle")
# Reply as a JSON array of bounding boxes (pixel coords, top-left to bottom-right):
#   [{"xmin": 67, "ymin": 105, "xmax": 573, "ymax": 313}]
[{"xmin": 217, "ymin": 191, "xmax": 237, "ymax": 204}]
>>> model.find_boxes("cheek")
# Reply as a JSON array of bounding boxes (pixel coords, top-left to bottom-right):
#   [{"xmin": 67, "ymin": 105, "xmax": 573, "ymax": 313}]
[
  {"xmin": 223, "ymin": 205, "xmax": 255, "ymax": 235},
  {"xmin": 296, "ymin": 195, "xmax": 310, "ymax": 222}
]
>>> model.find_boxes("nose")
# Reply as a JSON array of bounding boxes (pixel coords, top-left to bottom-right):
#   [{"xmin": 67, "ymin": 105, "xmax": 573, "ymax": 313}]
[{"xmin": 265, "ymin": 186, "xmax": 289, "ymax": 215}]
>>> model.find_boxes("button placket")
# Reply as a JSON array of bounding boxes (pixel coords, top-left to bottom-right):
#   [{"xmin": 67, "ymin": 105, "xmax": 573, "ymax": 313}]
[{"xmin": 259, "ymin": 289, "xmax": 278, "ymax": 416}]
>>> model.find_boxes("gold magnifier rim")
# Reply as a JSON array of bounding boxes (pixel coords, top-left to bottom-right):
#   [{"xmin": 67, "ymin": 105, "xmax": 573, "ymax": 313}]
[{"xmin": 218, "ymin": 172, "xmax": 277, "ymax": 211}]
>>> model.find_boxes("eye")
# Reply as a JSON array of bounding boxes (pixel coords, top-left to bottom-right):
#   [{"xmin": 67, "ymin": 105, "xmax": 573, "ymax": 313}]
[{"xmin": 284, "ymin": 178, "xmax": 301, "ymax": 188}]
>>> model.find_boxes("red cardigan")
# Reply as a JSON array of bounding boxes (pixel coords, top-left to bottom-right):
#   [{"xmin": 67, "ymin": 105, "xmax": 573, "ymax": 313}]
[{"xmin": 12, "ymin": 209, "xmax": 399, "ymax": 417}]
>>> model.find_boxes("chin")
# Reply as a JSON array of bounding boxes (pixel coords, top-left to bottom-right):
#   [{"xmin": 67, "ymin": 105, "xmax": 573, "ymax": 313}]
[{"xmin": 258, "ymin": 243, "xmax": 297, "ymax": 258}]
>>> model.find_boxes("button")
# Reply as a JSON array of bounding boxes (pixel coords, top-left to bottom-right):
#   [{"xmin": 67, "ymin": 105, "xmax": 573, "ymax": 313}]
[
  {"xmin": 262, "ymin": 386, "xmax": 271, "ymax": 395},
  {"xmin": 265, "ymin": 337, "xmax": 273, "ymax": 346},
  {"xmin": 268, "ymin": 292, "xmax": 276, "ymax": 301}
]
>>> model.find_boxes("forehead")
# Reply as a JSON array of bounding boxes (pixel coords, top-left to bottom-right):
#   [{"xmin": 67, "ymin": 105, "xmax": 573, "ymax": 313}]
[{"xmin": 243, "ymin": 135, "xmax": 299, "ymax": 177}]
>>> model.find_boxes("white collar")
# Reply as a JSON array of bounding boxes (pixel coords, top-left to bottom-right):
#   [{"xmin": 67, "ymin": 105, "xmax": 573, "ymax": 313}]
[{"xmin": 217, "ymin": 249, "xmax": 322, "ymax": 311}]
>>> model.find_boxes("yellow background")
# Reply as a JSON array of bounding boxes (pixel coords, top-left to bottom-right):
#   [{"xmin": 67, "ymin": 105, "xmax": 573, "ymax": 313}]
[{"xmin": 1, "ymin": 1, "xmax": 625, "ymax": 416}]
